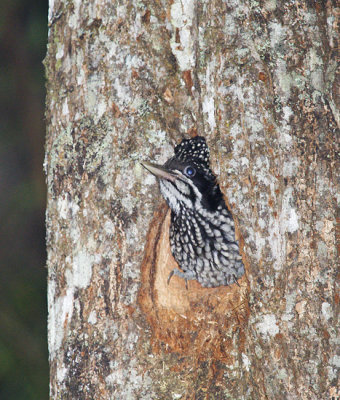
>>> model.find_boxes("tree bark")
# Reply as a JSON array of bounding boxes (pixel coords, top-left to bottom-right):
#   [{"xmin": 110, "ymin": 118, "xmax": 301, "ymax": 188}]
[{"xmin": 45, "ymin": 0, "xmax": 339, "ymax": 399}]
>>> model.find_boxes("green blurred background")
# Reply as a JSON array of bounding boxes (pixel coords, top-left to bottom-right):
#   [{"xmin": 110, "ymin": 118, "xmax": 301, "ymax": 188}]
[{"xmin": 0, "ymin": 0, "xmax": 48, "ymax": 398}]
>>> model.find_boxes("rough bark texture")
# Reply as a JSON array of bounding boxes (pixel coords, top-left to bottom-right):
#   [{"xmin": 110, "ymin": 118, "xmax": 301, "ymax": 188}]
[{"xmin": 45, "ymin": 0, "xmax": 339, "ymax": 399}]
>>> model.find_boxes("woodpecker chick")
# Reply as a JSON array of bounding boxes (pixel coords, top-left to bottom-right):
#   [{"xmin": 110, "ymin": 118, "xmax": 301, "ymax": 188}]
[{"xmin": 142, "ymin": 136, "xmax": 244, "ymax": 288}]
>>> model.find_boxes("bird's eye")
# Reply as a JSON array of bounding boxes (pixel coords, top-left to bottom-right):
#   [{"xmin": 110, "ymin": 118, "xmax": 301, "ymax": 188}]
[{"xmin": 184, "ymin": 166, "xmax": 196, "ymax": 177}]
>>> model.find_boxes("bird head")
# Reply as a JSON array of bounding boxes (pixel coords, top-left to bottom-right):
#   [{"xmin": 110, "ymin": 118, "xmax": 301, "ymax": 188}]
[{"xmin": 141, "ymin": 136, "xmax": 223, "ymax": 214}]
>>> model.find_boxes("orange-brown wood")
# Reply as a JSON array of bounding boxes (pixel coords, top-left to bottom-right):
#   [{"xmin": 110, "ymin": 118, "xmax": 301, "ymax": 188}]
[{"xmin": 138, "ymin": 204, "xmax": 250, "ymax": 362}]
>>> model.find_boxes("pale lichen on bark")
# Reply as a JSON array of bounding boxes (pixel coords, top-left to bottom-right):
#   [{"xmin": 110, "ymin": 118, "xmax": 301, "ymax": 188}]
[{"xmin": 46, "ymin": 0, "xmax": 339, "ymax": 398}]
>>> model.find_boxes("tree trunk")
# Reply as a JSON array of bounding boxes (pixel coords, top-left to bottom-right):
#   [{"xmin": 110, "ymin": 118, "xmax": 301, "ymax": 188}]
[{"xmin": 45, "ymin": 1, "xmax": 339, "ymax": 399}]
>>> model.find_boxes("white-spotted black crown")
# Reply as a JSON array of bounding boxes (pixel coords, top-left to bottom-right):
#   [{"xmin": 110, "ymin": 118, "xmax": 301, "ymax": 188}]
[{"xmin": 172, "ymin": 136, "xmax": 214, "ymax": 180}]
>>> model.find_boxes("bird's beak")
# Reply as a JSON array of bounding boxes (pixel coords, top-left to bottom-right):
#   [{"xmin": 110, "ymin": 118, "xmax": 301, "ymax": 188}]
[{"xmin": 140, "ymin": 161, "xmax": 177, "ymax": 183}]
